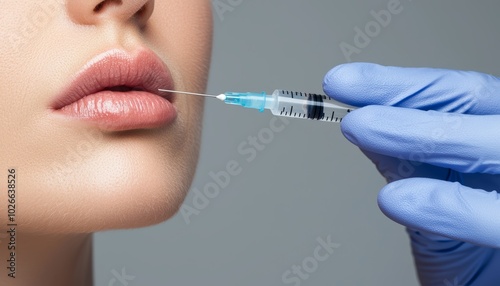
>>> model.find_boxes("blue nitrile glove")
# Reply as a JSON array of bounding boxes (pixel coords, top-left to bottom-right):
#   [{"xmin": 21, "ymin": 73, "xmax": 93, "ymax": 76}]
[{"xmin": 323, "ymin": 63, "xmax": 500, "ymax": 286}]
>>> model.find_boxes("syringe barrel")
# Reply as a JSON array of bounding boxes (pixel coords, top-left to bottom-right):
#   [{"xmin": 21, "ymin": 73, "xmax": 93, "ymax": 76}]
[{"xmin": 269, "ymin": 89, "xmax": 354, "ymax": 122}]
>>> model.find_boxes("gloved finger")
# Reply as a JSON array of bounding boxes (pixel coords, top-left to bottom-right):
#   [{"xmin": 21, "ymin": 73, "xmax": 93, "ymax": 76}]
[
  {"xmin": 377, "ymin": 177, "xmax": 500, "ymax": 249},
  {"xmin": 358, "ymin": 149, "xmax": 451, "ymax": 183},
  {"xmin": 341, "ymin": 105, "xmax": 500, "ymax": 174},
  {"xmin": 323, "ymin": 62, "xmax": 500, "ymax": 115}
]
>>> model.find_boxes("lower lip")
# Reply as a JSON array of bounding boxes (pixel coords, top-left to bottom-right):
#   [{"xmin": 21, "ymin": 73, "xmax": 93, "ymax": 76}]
[{"xmin": 57, "ymin": 91, "xmax": 177, "ymax": 131}]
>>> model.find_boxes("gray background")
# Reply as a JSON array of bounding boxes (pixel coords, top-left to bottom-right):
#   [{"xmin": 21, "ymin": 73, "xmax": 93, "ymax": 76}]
[{"xmin": 94, "ymin": 1, "xmax": 500, "ymax": 285}]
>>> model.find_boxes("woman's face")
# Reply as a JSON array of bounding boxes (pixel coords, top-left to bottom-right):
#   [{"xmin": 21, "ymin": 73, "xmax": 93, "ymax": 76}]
[{"xmin": 0, "ymin": 0, "xmax": 212, "ymax": 233}]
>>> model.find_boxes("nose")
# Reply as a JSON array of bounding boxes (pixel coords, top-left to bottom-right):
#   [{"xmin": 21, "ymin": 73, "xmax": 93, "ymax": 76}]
[{"xmin": 66, "ymin": 0, "xmax": 155, "ymax": 27}]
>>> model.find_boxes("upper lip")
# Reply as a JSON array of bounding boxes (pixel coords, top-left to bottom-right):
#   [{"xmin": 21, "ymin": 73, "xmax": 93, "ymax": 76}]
[{"xmin": 51, "ymin": 48, "xmax": 174, "ymax": 110}]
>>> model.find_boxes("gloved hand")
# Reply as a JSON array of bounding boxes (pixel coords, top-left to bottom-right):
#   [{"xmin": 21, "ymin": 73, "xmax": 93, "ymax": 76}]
[{"xmin": 323, "ymin": 63, "xmax": 500, "ymax": 286}]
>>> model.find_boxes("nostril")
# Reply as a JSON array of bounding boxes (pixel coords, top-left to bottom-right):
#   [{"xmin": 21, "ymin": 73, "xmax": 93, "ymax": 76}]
[
  {"xmin": 93, "ymin": 1, "xmax": 105, "ymax": 12},
  {"xmin": 136, "ymin": 5, "xmax": 147, "ymax": 16},
  {"xmin": 132, "ymin": 2, "xmax": 154, "ymax": 28},
  {"xmin": 93, "ymin": 0, "xmax": 123, "ymax": 13}
]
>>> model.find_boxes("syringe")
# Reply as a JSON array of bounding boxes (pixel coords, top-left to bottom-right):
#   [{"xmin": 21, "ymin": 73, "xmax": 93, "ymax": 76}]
[{"xmin": 158, "ymin": 89, "xmax": 355, "ymax": 123}]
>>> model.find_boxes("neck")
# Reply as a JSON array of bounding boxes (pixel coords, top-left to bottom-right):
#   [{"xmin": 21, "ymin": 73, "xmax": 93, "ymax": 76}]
[{"xmin": 0, "ymin": 232, "xmax": 93, "ymax": 286}]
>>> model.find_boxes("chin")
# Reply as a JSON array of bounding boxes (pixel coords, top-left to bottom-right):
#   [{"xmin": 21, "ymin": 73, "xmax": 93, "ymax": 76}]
[{"xmin": 18, "ymin": 133, "xmax": 201, "ymax": 234}]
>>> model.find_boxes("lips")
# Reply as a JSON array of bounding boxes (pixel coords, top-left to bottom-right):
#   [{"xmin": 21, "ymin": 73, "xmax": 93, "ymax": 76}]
[{"xmin": 51, "ymin": 48, "xmax": 176, "ymax": 131}]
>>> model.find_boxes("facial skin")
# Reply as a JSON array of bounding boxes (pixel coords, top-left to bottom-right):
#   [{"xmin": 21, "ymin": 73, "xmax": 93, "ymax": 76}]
[
  {"xmin": 0, "ymin": 0, "xmax": 212, "ymax": 232},
  {"xmin": 0, "ymin": 0, "xmax": 212, "ymax": 284}
]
